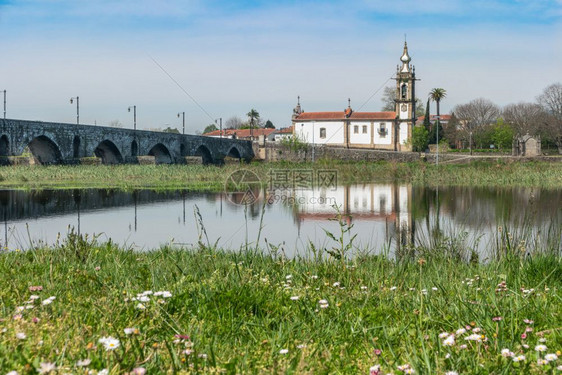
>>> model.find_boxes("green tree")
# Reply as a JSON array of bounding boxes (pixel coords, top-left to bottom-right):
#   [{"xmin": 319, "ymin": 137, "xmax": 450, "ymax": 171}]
[
  {"xmin": 429, "ymin": 88, "xmax": 447, "ymax": 145},
  {"xmin": 429, "ymin": 121, "xmax": 444, "ymax": 144},
  {"xmin": 423, "ymin": 99, "xmax": 431, "ymax": 131},
  {"xmin": 412, "ymin": 126, "xmax": 430, "ymax": 152},
  {"xmin": 265, "ymin": 120, "xmax": 275, "ymax": 129},
  {"xmin": 203, "ymin": 124, "xmax": 218, "ymax": 134},
  {"xmin": 246, "ymin": 109, "xmax": 260, "ymax": 129},
  {"xmin": 162, "ymin": 127, "xmax": 180, "ymax": 134},
  {"xmin": 491, "ymin": 118, "xmax": 514, "ymax": 151}
]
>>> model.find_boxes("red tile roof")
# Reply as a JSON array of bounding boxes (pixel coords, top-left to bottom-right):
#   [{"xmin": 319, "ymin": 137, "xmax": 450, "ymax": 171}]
[
  {"xmin": 276, "ymin": 126, "xmax": 294, "ymax": 134},
  {"xmin": 295, "ymin": 111, "xmax": 396, "ymax": 121},
  {"xmin": 204, "ymin": 128, "xmax": 276, "ymax": 137}
]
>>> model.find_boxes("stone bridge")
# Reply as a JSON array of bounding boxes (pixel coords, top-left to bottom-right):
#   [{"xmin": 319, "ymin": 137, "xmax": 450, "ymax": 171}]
[{"xmin": 0, "ymin": 119, "xmax": 254, "ymax": 165}]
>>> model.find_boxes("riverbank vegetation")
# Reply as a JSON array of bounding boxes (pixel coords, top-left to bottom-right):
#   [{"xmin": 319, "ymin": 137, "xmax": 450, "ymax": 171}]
[
  {"xmin": 0, "ymin": 159, "xmax": 561, "ymax": 190},
  {"xmin": 0, "ymin": 233, "xmax": 560, "ymax": 373}
]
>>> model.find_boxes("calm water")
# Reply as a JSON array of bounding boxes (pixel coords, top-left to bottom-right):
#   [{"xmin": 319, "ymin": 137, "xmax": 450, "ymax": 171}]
[{"xmin": 1, "ymin": 185, "xmax": 560, "ymax": 258}]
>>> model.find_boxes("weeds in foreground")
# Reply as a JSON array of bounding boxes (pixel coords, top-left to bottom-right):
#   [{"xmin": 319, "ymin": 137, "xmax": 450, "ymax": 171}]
[{"xmin": 0, "ymin": 235, "xmax": 560, "ymax": 374}]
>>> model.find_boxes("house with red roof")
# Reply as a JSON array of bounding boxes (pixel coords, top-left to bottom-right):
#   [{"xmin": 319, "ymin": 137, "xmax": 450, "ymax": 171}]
[
  {"xmin": 291, "ymin": 42, "xmax": 418, "ymax": 151},
  {"xmin": 203, "ymin": 128, "xmax": 276, "ymax": 140}
]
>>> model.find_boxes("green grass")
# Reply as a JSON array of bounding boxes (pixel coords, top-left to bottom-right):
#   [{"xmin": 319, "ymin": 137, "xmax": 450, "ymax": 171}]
[
  {"xmin": 0, "ymin": 160, "xmax": 561, "ymax": 190},
  {"xmin": 0, "ymin": 234, "xmax": 560, "ymax": 373}
]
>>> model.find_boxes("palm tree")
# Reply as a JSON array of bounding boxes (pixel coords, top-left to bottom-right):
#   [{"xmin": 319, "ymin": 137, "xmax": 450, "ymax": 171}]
[
  {"xmin": 246, "ymin": 108, "xmax": 260, "ymax": 138},
  {"xmin": 429, "ymin": 88, "xmax": 447, "ymax": 144}
]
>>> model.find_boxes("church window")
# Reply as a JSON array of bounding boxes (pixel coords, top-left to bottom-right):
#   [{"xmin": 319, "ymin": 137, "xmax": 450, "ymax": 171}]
[
  {"xmin": 319, "ymin": 128, "xmax": 326, "ymax": 139},
  {"xmin": 354, "ymin": 125, "xmax": 359, "ymax": 134},
  {"xmin": 362, "ymin": 125, "xmax": 368, "ymax": 134},
  {"xmin": 401, "ymin": 84, "xmax": 407, "ymax": 99},
  {"xmin": 379, "ymin": 123, "xmax": 387, "ymax": 137}
]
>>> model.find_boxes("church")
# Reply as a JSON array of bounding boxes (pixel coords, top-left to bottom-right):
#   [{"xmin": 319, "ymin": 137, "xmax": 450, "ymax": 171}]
[{"xmin": 292, "ymin": 42, "xmax": 417, "ymax": 151}]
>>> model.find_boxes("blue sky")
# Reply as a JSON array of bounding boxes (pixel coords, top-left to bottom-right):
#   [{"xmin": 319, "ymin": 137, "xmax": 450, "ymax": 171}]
[{"xmin": 0, "ymin": 0, "xmax": 560, "ymax": 131}]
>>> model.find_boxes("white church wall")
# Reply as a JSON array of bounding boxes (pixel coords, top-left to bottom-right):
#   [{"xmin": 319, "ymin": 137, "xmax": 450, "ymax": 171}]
[
  {"xmin": 373, "ymin": 121, "xmax": 392, "ymax": 145},
  {"xmin": 296, "ymin": 122, "xmax": 344, "ymax": 145},
  {"xmin": 349, "ymin": 121, "xmax": 371, "ymax": 145}
]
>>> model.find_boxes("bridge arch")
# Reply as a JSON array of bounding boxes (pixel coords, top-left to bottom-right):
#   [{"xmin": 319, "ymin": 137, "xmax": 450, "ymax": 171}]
[
  {"xmin": 195, "ymin": 144, "xmax": 213, "ymax": 165},
  {"xmin": 148, "ymin": 143, "xmax": 172, "ymax": 164},
  {"xmin": 0, "ymin": 135, "xmax": 9, "ymax": 157},
  {"xmin": 94, "ymin": 140, "xmax": 123, "ymax": 165},
  {"xmin": 227, "ymin": 146, "xmax": 241, "ymax": 160},
  {"xmin": 28, "ymin": 135, "xmax": 63, "ymax": 165},
  {"xmin": 131, "ymin": 140, "xmax": 138, "ymax": 157},
  {"xmin": 180, "ymin": 143, "xmax": 186, "ymax": 157}
]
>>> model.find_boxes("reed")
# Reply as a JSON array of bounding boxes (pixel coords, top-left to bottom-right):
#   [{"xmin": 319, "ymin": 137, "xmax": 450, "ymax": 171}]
[{"xmin": 0, "ymin": 160, "xmax": 560, "ymax": 190}]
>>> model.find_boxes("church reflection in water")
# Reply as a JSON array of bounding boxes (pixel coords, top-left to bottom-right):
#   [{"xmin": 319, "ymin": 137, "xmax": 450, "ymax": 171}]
[{"xmin": 1, "ymin": 185, "xmax": 560, "ymax": 256}]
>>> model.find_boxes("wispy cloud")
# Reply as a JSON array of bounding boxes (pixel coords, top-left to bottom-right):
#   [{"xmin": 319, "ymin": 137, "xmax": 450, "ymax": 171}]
[{"xmin": 0, "ymin": 0, "xmax": 559, "ymax": 130}]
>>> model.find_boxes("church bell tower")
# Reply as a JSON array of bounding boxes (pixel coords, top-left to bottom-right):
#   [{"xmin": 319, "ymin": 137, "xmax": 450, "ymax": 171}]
[{"xmin": 394, "ymin": 41, "xmax": 416, "ymax": 151}]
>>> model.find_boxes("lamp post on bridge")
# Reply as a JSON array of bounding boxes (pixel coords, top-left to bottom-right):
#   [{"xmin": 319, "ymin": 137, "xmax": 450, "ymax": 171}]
[
  {"xmin": 177, "ymin": 111, "xmax": 185, "ymax": 135},
  {"xmin": 2, "ymin": 90, "xmax": 6, "ymax": 119},
  {"xmin": 69, "ymin": 96, "xmax": 79, "ymax": 124},
  {"xmin": 215, "ymin": 118, "xmax": 222, "ymax": 138},
  {"xmin": 128, "ymin": 105, "xmax": 136, "ymax": 131}
]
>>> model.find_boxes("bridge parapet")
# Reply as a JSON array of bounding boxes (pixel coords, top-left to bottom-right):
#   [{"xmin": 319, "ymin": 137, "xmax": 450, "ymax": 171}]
[{"xmin": 0, "ymin": 119, "xmax": 254, "ymax": 165}]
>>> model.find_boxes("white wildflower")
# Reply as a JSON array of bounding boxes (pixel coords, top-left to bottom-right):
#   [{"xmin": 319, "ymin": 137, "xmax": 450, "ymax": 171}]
[{"xmin": 443, "ymin": 335, "xmax": 455, "ymax": 347}]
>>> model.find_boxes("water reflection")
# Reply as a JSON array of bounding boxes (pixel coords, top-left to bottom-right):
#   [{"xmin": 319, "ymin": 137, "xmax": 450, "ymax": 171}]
[{"xmin": 0, "ymin": 185, "xmax": 560, "ymax": 257}]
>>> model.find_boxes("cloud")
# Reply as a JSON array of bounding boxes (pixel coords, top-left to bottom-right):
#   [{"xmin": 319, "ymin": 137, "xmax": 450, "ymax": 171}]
[{"xmin": 0, "ymin": 0, "xmax": 558, "ymax": 131}]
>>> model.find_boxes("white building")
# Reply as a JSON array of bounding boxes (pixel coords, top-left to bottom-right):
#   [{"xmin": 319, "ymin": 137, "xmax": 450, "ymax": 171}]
[{"xmin": 291, "ymin": 42, "xmax": 417, "ymax": 152}]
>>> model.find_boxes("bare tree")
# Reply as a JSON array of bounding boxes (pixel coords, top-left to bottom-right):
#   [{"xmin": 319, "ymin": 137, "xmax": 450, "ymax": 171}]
[
  {"xmin": 453, "ymin": 98, "xmax": 500, "ymax": 153},
  {"xmin": 502, "ymin": 102, "xmax": 546, "ymax": 135},
  {"xmin": 381, "ymin": 86, "xmax": 396, "ymax": 112},
  {"xmin": 224, "ymin": 116, "xmax": 244, "ymax": 129},
  {"xmin": 536, "ymin": 83, "xmax": 562, "ymax": 153}
]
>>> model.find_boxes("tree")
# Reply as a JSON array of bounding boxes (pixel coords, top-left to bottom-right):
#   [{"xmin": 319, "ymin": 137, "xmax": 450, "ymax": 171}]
[
  {"xmin": 442, "ymin": 113, "xmax": 462, "ymax": 148},
  {"xmin": 412, "ymin": 126, "xmax": 429, "ymax": 152},
  {"xmin": 203, "ymin": 124, "xmax": 217, "ymax": 134},
  {"xmin": 162, "ymin": 127, "xmax": 180, "ymax": 134},
  {"xmin": 225, "ymin": 116, "xmax": 244, "ymax": 129},
  {"xmin": 453, "ymin": 98, "xmax": 500, "ymax": 153},
  {"xmin": 265, "ymin": 120, "xmax": 275, "ymax": 129},
  {"xmin": 246, "ymin": 109, "xmax": 260, "ymax": 129},
  {"xmin": 536, "ymin": 82, "xmax": 562, "ymax": 154},
  {"xmin": 381, "ymin": 86, "xmax": 396, "ymax": 111},
  {"xmin": 423, "ymin": 99, "xmax": 431, "ymax": 131},
  {"xmin": 429, "ymin": 120, "xmax": 443, "ymax": 144},
  {"xmin": 428, "ymin": 88, "xmax": 447, "ymax": 144},
  {"xmin": 490, "ymin": 118, "xmax": 514, "ymax": 151},
  {"xmin": 502, "ymin": 102, "xmax": 547, "ymax": 136},
  {"xmin": 429, "ymin": 88, "xmax": 447, "ymax": 119}
]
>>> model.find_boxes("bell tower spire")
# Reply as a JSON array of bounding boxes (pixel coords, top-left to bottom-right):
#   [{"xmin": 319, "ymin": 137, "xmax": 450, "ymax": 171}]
[{"xmin": 394, "ymin": 40, "xmax": 417, "ymax": 151}]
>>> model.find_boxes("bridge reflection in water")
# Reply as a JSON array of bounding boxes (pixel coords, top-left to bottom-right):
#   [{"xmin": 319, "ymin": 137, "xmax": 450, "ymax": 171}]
[{"xmin": 1, "ymin": 185, "xmax": 560, "ymax": 257}]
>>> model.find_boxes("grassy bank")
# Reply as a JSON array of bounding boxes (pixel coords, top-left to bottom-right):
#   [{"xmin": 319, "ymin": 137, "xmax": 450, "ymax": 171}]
[
  {"xmin": 0, "ymin": 159, "xmax": 561, "ymax": 190},
  {"xmin": 0, "ymin": 237, "xmax": 561, "ymax": 373}
]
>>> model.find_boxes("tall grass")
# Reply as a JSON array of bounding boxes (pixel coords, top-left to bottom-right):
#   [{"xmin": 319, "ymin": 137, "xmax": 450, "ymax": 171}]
[
  {"xmin": 0, "ymin": 160, "xmax": 560, "ymax": 190},
  {"xmin": 0, "ymin": 232, "xmax": 560, "ymax": 373}
]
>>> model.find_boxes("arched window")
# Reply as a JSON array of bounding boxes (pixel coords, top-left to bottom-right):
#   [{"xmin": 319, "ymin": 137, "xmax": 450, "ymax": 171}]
[
  {"xmin": 319, "ymin": 128, "xmax": 326, "ymax": 139},
  {"xmin": 401, "ymin": 84, "xmax": 407, "ymax": 99}
]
